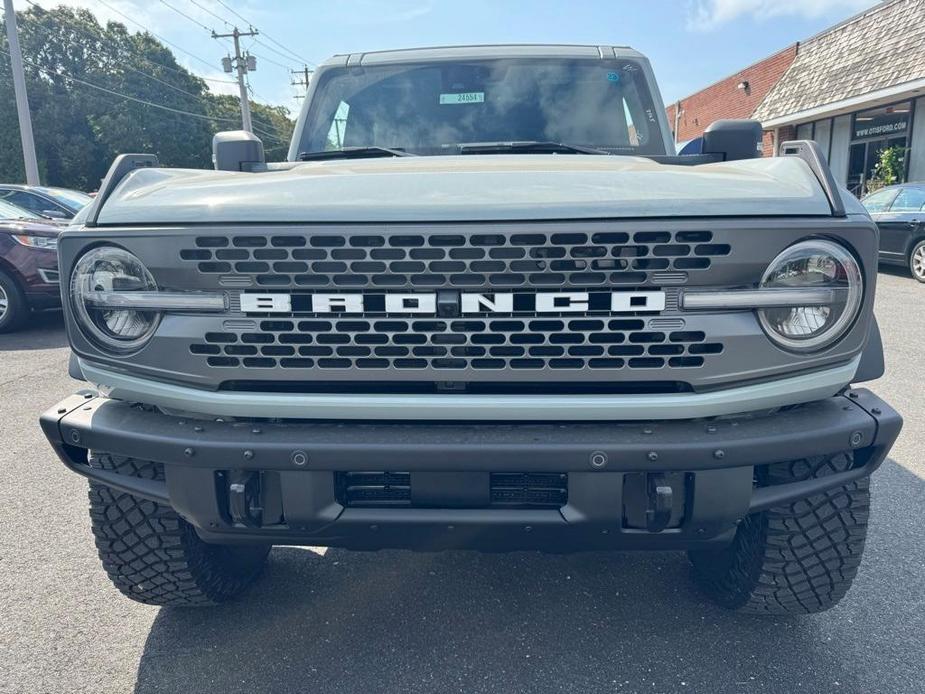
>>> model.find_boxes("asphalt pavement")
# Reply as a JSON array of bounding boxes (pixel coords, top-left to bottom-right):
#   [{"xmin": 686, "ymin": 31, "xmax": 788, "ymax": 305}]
[{"xmin": 0, "ymin": 269, "xmax": 923, "ymax": 694}]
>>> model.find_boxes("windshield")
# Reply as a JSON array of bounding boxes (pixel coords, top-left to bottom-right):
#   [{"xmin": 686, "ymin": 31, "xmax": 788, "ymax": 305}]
[
  {"xmin": 299, "ymin": 58, "xmax": 666, "ymax": 156},
  {"xmin": 41, "ymin": 187, "xmax": 93, "ymax": 212},
  {"xmin": 0, "ymin": 199, "xmax": 41, "ymax": 221}
]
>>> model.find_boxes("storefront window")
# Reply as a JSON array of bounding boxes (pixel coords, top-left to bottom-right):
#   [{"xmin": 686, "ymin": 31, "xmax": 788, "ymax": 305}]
[
  {"xmin": 847, "ymin": 101, "xmax": 912, "ymax": 196},
  {"xmin": 796, "ymin": 123, "xmax": 813, "ymax": 140}
]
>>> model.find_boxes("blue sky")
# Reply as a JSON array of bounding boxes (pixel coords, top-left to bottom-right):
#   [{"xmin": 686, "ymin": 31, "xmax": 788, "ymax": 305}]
[{"xmin": 20, "ymin": 0, "xmax": 881, "ymax": 114}]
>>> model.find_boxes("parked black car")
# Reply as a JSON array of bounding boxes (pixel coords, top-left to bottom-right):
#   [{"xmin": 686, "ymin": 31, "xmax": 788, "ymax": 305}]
[
  {"xmin": 0, "ymin": 199, "xmax": 62, "ymax": 333},
  {"xmin": 0, "ymin": 184, "xmax": 92, "ymax": 221},
  {"xmin": 861, "ymin": 183, "xmax": 925, "ymax": 282}
]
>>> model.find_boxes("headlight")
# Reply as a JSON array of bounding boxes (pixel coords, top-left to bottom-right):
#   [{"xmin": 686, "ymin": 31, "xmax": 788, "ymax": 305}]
[
  {"xmin": 758, "ymin": 239, "xmax": 863, "ymax": 352},
  {"xmin": 70, "ymin": 246, "xmax": 159, "ymax": 352},
  {"xmin": 12, "ymin": 234, "xmax": 57, "ymax": 250}
]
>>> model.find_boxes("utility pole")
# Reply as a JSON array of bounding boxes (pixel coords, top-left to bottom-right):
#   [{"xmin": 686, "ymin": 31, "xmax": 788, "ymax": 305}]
[
  {"xmin": 290, "ymin": 66, "xmax": 313, "ymax": 100},
  {"xmin": 3, "ymin": 0, "xmax": 40, "ymax": 185},
  {"xmin": 213, "ymin": 26, "xmax": 258, "ymax": 132}
]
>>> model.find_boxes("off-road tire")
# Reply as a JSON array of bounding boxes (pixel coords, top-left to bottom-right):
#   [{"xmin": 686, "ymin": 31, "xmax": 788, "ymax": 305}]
[
  {"xmin": 909, "ymin": 239, "xmax": 925, "ymax": 283},
  {"xmin": 87, "ymin": 453, "xmax": 270, "ymax": 606},
  {"xmin": 0, "ymin": 269, "xmax": 27, "ymax": 333},
  {"xmin": 689, "ymin": 452, "xmax": 869, "ymax": 615}
]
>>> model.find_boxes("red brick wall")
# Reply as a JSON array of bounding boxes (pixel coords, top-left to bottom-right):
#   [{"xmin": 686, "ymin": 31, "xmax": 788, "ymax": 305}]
[
  {"xmin": 666, "ymin": 44, "xmax": 798, "ymax": 152},
  {"xmin": 775, "ymin": 125, "xmax": 798, "ymax": 155},
  {"xmin": 761, "ymin": 131, "xmax": 776, "ymax": 157}
]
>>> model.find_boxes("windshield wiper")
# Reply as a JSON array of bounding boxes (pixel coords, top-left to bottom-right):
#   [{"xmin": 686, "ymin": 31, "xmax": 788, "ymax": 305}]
[
  {"xmin": 298, "ymin": 146, "xmax": 415, "ymax": 161},
  {"xmin": 456, "ymin": 141, "xmax": 611, "ymax": 156}
]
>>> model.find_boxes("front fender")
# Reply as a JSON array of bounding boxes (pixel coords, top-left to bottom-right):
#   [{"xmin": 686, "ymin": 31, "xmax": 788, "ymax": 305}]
[{"xmin": 854, "ymin": 315, "xmax": 884, "ymax": 383}]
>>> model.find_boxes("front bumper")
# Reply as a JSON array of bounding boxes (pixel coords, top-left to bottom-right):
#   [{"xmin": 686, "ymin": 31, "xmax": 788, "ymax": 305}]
[{"xmin": 41, "ymin": 388, "xmax": 901, "ymax": 551}]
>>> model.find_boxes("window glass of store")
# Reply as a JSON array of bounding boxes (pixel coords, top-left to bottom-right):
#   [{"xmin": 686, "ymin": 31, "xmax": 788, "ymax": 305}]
[{"xmin": 847, "ymin": 101, "xmax": 912, "ymax": 197}]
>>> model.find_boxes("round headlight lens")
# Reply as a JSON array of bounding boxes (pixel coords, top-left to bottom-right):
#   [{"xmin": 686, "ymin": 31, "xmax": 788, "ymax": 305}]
[
  {"xmin": 758, "ymin": 240, "xmax": 863, "ymax": 352},
  {"xmin": 70, "ymin": 246, "xmax": 159, "ymax": 352}
]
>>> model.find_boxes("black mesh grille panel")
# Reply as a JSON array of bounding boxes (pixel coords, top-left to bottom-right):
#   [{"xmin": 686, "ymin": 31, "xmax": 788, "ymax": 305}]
[
  {"xmin": 191, "ymin": 317, "xmax": 724, "ymax": 371},
  {"xmin": 335, "ymin": 472, "xmax": 568, "ymax": 509},
  {"xmin": 180, "ymin": 230, "xmax": 729, "ymax": 289}
]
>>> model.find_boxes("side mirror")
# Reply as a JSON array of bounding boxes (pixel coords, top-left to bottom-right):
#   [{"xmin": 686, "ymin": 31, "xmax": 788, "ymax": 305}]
[
  {"xmin": 213, "ymin": 130, "xmax": 265, "ymax": 172},
  {"xmin": 702, "ymin": 119, "xmax": 763, "ymax": 161},
  {"xmin": 41, "ymin": 209, "xmax": 68, "ymax": 219}
]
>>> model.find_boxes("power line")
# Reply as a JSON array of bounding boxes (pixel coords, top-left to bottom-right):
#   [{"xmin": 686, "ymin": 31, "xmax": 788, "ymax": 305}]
[
  {"xmin": 251, "ymin": 37, "xmax": 299, "ymax": 66},
  {"xmin": 257, "ymin": 34, "xmax": 314, "ymax": 67},
  {"xmin": 0, "ymin": 46, "xmax": 290, "ymax": 144},
  {"xmin": 211, "ymin": 0, "xmax": 250, "ymax": 27},
  {"xmin": 249, "ymin": 50, "xmax": 292, "ymax": 72},
  {"xmin": 21, "ymin": 9, "xmax": 209, "ymax": 102},
  {"xmin": 25, "ymin": 0, "xmax": 237, "ymax": 87},
  {"xmin": 158, "ymin": 0, "xmax": 212, "ymax": 32},
  {"xmin": 12, "ymin": 2, "xmax": 292, "ymax": 141},
  {"xmin": 23, "ymin": 2, "xmax": 290, "ymax": 140},
  {"xmin": 157, "ymin": 1, "xmax": 309, "ymax": 82},
  {"xmin": 187, "ymin": 0, "xmax": 233, "ymax": 29},
  {"xmin": 212, "ymin": 0, "xmax": 315, "ymax": 66},
  {"xmin": 93, "ymin": 0, "xmax": 237, "ymax": 84},
  {"xmin": 156, "ymin": 0, "xmax": 234, "ymax": 54}
]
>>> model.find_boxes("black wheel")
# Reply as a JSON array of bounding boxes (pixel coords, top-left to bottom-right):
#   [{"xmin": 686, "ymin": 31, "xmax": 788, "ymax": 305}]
[
  {"xmin": 909, "ymin": 240, "xmax": 925, "ymax": 283},
  {"xmin": 87, "ymin": 454, "xmax": 270, "ymax": 606},
  {"xmin": 0, "ymin": 269, "xmax": 27, "ymax": 333},
  {"xmin": 689, "ymin": 452, "xmax": 869, "ymax": 615}
]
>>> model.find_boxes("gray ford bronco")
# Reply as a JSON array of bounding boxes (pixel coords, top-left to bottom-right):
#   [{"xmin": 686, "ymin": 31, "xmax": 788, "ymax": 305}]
[{"xmin": 41, "ymin": 45, "xmax": 902, "ymax": 614}]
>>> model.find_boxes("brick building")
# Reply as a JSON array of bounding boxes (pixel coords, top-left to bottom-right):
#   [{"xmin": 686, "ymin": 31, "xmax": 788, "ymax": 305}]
[
  {"xmin": 669, "ymin": 0, "xmax": 925, "ymax": 195},
  {"xmin": 666, "ymin": 45, "xmax": 797, "ymax": 157}
]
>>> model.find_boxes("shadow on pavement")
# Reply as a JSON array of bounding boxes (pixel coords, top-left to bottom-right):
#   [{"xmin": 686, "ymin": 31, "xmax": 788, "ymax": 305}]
[
  {"xmin": 133, "ymin": 460, "xmax": 925, "ymax": 694},
  {"xmin": 877, "ymin": 263, "xmax": 923, "ymax": 284},
  {"xmin": 0, "ymin": 310, "xmax": 67, "ymax": 351}
]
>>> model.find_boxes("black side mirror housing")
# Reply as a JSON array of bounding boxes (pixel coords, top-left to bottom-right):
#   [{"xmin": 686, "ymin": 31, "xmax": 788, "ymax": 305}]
[
  {"xmin": 213, "ymin": 131, "xmax": 266, "ymax": 172},
  {"xmin": 702, "ymin": 119, "xmax": 763, "ymax": 161}
]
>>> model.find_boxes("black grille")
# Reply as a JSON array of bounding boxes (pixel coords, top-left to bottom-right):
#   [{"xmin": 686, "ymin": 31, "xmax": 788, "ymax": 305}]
[
  {"xmin": 336, "ymin": 472, "xmax": 568, "ymax": 509},
  {"xmin": 489, "ymin": 473, "xmax": 568, "ymax": 508},
  {"xmin": 180, "ymin": 230, "xmax": 730, "ymax": 289},
  {"xmin": 337, "ymin": 472, "xmax": 411, "ymax": 507},
  {"xmin": 190, "ymin": 318, "xmax": 723, "ymax": 371}
]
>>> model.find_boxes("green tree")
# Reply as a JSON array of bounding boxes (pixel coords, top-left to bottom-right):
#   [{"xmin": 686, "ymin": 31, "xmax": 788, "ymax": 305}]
[
  {"xmin": 867, "ymin": 145, "xmax": 905, "ymax": 193},
  {"xmin": 0, "ymin": 5, "xmax": 294, "ymax": 190}
]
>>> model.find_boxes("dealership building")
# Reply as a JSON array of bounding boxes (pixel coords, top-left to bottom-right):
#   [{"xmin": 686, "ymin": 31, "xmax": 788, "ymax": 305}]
[{"xmin": 667, "ymin": 0, "xmax": 925, "ymax": 196}]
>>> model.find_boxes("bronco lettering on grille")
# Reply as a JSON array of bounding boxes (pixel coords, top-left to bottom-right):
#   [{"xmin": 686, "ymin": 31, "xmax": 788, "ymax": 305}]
[{"xmin": 240, "ymin": 291, "xmax": 666, "ymax": 315}]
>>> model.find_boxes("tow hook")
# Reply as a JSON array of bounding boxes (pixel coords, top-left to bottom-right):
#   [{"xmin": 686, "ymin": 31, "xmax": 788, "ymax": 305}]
[
  {"xmin": 645, "ymin": 473, "xmax": 673, "ymax": 533},
  {"xmin": 228, "ymin": 471, "xmax": 263, "ymax": 528}
]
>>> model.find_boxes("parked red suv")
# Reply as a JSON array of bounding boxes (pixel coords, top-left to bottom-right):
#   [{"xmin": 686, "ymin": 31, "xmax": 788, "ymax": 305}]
[{"xmin": 0, "ymin": 199, "xmax": 63, "ymax": 333}]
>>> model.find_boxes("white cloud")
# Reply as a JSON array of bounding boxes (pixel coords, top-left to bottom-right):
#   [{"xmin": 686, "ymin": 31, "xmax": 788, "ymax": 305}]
[{"xmin": 686, "ymin": 0, "xmax": 880, "ymax": 30}]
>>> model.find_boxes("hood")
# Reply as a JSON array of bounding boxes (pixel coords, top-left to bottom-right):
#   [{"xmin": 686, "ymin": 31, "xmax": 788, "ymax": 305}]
[
  {"xmin": 94, "ymin": 154, "xmax": 836, "ymax": 225},
  {"xmin": 0, "ymin": 219, "xmax": 63, "ymax": 237}
]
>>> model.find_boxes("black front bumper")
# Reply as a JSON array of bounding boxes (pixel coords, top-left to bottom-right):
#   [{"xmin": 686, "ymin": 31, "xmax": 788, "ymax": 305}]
[{"xmin": 41, "ymin": 389, "xmax": 901, "ymax": 551}]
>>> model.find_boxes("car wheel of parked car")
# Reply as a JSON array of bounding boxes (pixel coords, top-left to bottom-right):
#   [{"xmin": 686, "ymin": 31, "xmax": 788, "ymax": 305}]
[
  {"xmin": 909, "ymin": 240, "xmax": 925, "ymax": 283},
  {"xmin": 688, "ymin": 451, "xmax": 869, "ymax": 615},
  {"xmin": 87, "ymin": 453, "xmax": 271, "ymax": 606},
  {"xmin": 0, "ymin": 269, "xmax": 27, "ymax": 333}
]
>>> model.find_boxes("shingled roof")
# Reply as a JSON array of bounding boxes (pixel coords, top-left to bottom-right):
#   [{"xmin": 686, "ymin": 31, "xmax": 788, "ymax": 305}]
[{"xmin": 753, "ymin": 0, "xmax": 925, "ymax": 124}]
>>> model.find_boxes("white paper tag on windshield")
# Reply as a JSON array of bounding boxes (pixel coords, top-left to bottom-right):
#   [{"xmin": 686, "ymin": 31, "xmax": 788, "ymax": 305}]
[{"xmin": 439, "ymin": 92, "xmax": 485, "ymax": 105}]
